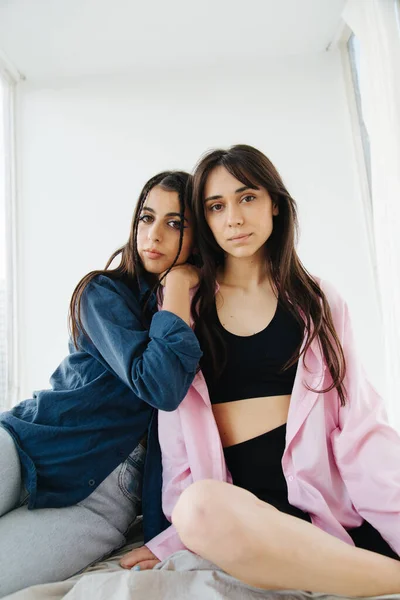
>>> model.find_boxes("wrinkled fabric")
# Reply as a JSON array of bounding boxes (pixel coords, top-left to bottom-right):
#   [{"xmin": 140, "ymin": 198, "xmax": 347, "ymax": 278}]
[
  {"xmin": 0, "ymin": 275, "xmax": 201, "ymax": 533},
  {"xmin": 5, "ymin": 546, "xmax": 400, "ymax": 600}
]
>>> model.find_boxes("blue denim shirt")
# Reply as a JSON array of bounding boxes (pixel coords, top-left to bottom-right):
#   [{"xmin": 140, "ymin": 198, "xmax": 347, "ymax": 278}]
[{"xmin": 0, "ymin": 274, "xmax": 202, "ymax": 542}]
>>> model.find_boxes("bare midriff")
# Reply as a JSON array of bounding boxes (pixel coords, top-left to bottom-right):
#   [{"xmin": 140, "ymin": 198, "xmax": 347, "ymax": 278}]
[{"xmin": 212, "ymin": 394, "xmax": 291, "ymax": 448}]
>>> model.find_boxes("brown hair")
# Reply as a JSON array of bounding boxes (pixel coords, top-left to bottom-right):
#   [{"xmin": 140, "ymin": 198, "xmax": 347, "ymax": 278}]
[
  {"xmin": 191, "ymin": 145, "xmax": 347, "ymax": 405},
  {"xmin": 69, "ymin": 171, "xmax": 192, "ymax": 349}
]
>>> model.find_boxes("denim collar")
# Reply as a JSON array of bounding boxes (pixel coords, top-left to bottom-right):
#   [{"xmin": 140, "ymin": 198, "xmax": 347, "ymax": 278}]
[{"xmin": 136, "ymin": 273, "xmax": 152, "ymax": 300}]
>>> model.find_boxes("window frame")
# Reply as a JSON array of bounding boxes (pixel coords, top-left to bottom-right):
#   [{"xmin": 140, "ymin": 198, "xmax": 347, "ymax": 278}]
[
  {"xmin": 347, "ymin": 32, "xmax": 372, "ymax": 202},
  {"xmin": 0, "ymin": 56, "xmax": 20, "ymax": 409},
  {"xmin": 337, "ymin": 25, "xmax": 379, "ymax": 291}
]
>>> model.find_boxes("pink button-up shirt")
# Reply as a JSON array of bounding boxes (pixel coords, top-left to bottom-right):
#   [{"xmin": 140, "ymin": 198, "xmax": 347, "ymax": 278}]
[{"xmin": 147, "ymin": 279, "xmax": 400, "ymax": 561}]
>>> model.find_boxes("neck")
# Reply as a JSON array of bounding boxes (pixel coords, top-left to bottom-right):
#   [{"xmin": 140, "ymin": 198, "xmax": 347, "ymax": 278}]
[{"xmin": 218, "ymin": 248, "xmax": 272, "ymax": 291}]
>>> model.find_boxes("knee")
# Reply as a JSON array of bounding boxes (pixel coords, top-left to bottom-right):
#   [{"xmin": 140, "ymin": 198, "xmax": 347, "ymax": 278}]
[{"xmin": 171, "ymin": 479, "xmax": 229, "ymax": 554}]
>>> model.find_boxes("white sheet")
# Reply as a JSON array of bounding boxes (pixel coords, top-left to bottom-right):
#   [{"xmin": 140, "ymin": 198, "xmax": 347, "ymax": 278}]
[{"xmin": 5, "ymin": 542, "xmax": 400, "ymax": 600}]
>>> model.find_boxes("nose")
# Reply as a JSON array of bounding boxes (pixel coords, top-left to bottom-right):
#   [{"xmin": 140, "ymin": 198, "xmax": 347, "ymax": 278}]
[
  {"xmin": 148, "ymin": 222, "xmax": 162, "ymax": 243},
  {"xmin": 227, "ymin": 204, "xmax": 244, "ymax": 227}
]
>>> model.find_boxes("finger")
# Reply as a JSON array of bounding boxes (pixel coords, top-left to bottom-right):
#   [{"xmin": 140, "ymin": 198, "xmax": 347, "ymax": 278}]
[
  {"xmin": 120, "ymin": 555, "xmax": 138, "ymax": 569},
  {"xmin": 131, "ymin": 559, "xmax": 161, "ymax": 572},
  {"xmin": 119, "ymin": 547, "xmax": 149, "ymax": 569}
]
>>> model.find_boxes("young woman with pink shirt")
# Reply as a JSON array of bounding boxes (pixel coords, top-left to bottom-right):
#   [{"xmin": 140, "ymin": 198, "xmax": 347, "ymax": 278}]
[{"xmin": 122, "ymin": 145, "xmax": 400, "ymax": 597}]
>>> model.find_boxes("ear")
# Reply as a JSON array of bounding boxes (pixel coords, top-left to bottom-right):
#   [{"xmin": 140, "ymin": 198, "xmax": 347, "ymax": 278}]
[{"xmin": 272, "ymin": 203, "xmax": 279, "ymax": 216}]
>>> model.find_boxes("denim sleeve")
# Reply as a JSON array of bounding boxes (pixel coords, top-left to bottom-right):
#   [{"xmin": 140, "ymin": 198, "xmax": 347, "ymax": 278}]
[{"xmin": 79, "ymin": 277, "xmax": 202, "ymax": 411}]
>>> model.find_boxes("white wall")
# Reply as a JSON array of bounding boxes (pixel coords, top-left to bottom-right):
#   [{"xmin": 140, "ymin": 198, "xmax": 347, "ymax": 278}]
[{"xmin": 15, "ymin": 50, "xmax": 385, "ymax": 401}]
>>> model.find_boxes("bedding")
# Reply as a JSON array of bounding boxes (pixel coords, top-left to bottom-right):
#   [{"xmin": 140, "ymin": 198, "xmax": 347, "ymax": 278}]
[{"xmin": 5, "ymin": 541, "xmax": 400, "ymax": 600}]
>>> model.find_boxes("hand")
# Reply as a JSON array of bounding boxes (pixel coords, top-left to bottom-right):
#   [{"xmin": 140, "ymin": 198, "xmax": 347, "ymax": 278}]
[
  {"xmin": 119, "ymin": 545, "xmax": 161, "ymax": 571},
  {"xmin": 159, "ymin": 264, "xmax": 200, "ymax": 289}
]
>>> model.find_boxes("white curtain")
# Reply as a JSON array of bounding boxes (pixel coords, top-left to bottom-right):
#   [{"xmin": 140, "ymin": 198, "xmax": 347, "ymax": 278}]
[{"xmin": 342, "ymin": 0, "xmax": 400, "ymax": 427}]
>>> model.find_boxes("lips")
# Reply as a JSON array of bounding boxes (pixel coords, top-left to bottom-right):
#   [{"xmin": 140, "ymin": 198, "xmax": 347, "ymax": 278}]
[
  {"xmin": 144, "ymin": 249, "xmax": 164, "ymax": 259},
  {"xmin": 229, "ymin": 233, "xmax": 252, "ymax": 241}
]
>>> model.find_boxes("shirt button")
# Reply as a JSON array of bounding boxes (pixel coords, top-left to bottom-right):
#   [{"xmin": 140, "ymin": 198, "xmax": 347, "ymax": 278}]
[
  {"xmin": 88, "ymin": 479, "xmax": 96, "ymax": 487},
  {"xmin": 288, "ymin": 475, "xmax": 294, "ymax": 482}
]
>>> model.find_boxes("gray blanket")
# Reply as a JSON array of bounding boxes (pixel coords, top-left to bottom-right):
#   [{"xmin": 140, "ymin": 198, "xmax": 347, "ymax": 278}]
[{"xmin": 5, "ymin": 542, "xmax": 400, "ymax": 600}]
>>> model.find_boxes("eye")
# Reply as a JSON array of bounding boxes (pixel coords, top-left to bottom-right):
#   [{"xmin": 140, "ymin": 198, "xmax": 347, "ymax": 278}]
[
  {"xmin": 241, "ymin": 195, "xmax": 256, "ymax": 203},
  {"xmin": 209, "ymin": 203, "xmax": 224, "ymax": 212},
  {"xmin": 167, "ymin": 220, "xmax": 185, "ymax": 230},
  {"xmin": 139, "ymin": 214, "xmax": 153, "ymax": 224}
]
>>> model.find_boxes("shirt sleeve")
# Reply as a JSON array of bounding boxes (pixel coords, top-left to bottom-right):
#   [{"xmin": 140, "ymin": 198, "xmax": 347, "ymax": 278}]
[
  {"xmin": 79, "ymin": 276, "xmax": 202, "ymax": 412},
  {"xmin": 146, "ymin": 407, "xmax": 193, "ymax": 560},
  {"xmin": 327, "ymin": 282, "xmax": 400, "ymax": 555}
]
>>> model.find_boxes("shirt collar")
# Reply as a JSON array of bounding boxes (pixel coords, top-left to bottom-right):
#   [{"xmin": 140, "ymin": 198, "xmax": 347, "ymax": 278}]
[{"xmin": 136, "ymin": 273, "xmax": 152, "ymax": 300}]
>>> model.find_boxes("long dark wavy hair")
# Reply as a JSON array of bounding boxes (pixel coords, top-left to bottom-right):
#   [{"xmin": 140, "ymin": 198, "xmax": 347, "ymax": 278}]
[
  {"xmin": 69, "ymin": 171, "xmax": 192, "ymax": 349},
  {"xmin": 191, "ymin": 145, "xmax": 347, "ymax": 406}
]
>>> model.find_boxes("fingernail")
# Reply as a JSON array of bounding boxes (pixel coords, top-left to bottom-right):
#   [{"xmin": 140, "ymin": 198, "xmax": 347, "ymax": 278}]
[{"xmin": 131, "ymin": 565, "xmax": 141, "ymax": 571}]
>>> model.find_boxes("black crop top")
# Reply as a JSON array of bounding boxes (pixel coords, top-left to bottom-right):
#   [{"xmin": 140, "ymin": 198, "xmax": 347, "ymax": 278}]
[{"xmin": 202, "ymin": 300, "xmax": 304, "ymax": 404}]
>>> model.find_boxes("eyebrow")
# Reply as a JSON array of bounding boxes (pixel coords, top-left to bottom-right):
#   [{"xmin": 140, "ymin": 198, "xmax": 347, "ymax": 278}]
[
  {"xmin": 142, "ymin": 206, "xmax": 189, "ymax": 223},
  {"xmin": 204, "ymin": 185, "xmax": 259, "ymax": 203}
]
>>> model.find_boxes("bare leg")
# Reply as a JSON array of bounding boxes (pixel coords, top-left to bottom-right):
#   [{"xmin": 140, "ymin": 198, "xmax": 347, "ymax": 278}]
[{"xmin": 172, "ymin": 480, "xmax": 400, "ymax": 597}]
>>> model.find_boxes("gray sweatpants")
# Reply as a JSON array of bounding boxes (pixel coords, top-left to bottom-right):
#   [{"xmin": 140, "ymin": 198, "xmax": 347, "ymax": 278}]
[{"xmin": 0, "ymin": 426, "xmax": 144, "ymax": 598}]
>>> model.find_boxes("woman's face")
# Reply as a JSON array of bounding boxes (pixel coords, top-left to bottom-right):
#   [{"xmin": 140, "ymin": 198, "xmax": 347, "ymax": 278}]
[
  {"xmin": 137, "ymin": 186, "xmax": 194, "ymax": 274},
  {"xmin": 203, "ymin": 166, "xmax": 278, "ymax": 260}
]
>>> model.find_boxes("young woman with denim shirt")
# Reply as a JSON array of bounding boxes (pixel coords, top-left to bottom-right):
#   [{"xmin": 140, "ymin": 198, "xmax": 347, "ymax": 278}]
[
  {"xmin": 123, "ymin": 147, "xmax": 400, "ymax": 597},
  {"xmin": 0, "ymin": 171, "xmax": 202, "ymax": 597}
]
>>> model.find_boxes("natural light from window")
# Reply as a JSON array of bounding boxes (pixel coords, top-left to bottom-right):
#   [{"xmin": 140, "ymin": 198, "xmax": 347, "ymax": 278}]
[{"xmin": 0, "ymin": 77, "xmax": 7, "ymax": 408}]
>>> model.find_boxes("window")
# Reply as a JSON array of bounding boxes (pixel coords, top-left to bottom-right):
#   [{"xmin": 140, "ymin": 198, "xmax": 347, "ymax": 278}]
[
  {"xmin": 344, "ymin": 31, "xmax": 377, "ymax": 279},
  {"xmin": 0, "ymin": 72, "xmax": 17, "ymax": 411},
  {"xmin": 347, "ymin": 33, "xmax": 372, "ymax": 200},
  {"xmin": 343, "ymin": 1, "xmax": 400, "ymax": 427},
  {"xmin": 0, "ymin": 77, "xmax": 7, "ymax": 408}
]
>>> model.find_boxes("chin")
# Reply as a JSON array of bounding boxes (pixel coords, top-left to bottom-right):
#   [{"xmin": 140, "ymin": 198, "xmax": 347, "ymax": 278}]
[
  {"xmin": 139, "ymin": 260, "xmax": 163, "ymax": 275},
  {"xmin": 230, "ymin": 248, "xmax": 260, "ymax": 259}
]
